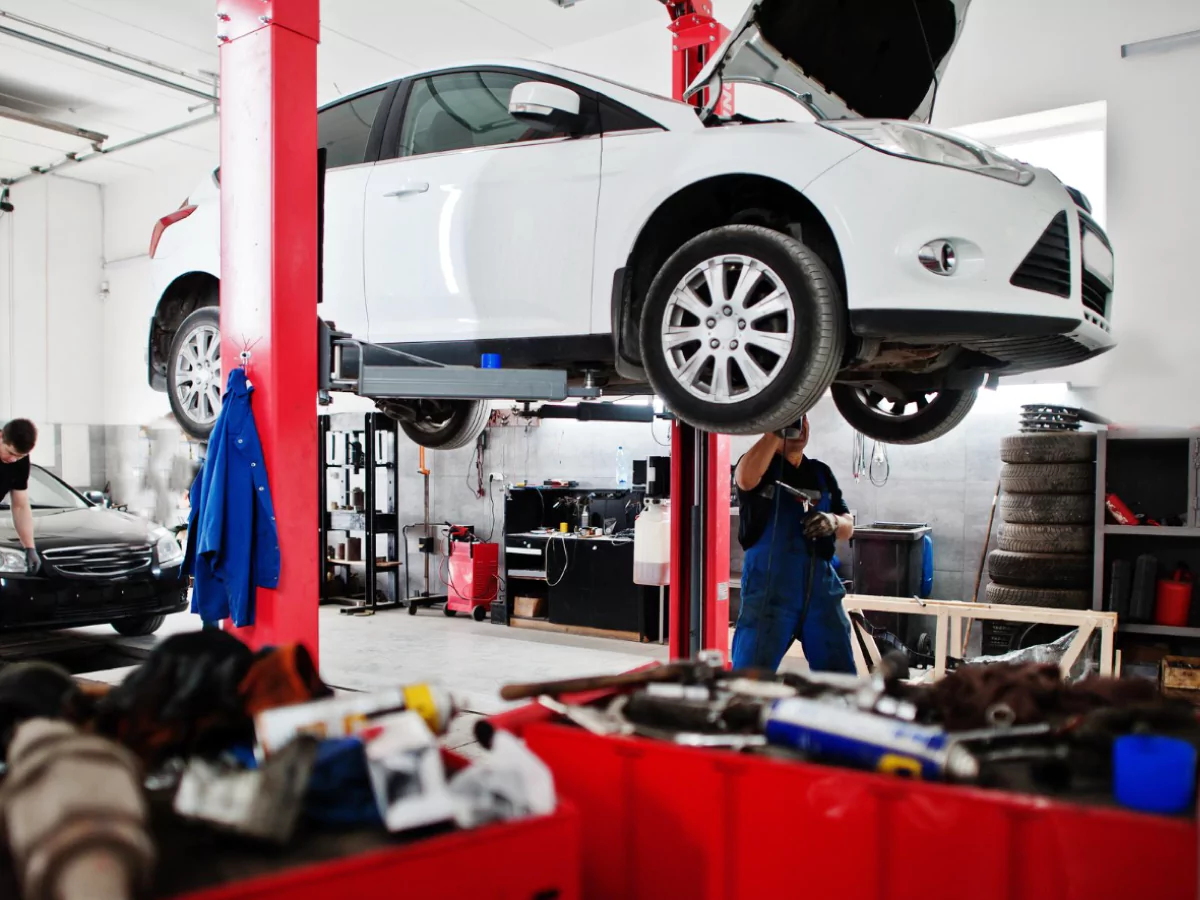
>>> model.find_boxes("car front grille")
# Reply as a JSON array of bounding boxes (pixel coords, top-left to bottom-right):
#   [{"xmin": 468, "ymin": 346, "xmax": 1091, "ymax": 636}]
[
  {"xmin": 1079, "ymin": 212, "xmax": 1113, "ymax": 320},
  {"xmin": 1010, "ymin": 211, "xmax": 1071, "ymax": 298},
  {"xmin": 42, "ymin": 544, "xmax": 154, "ymax": 579},
  {"xmin": 964, "ymin": 334, "xmax": 1107, "ymax": 374}
]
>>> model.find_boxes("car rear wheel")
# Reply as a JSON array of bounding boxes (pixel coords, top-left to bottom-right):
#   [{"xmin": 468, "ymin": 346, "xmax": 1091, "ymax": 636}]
[
  {"xmin": 640, "ymin": 225, "xmax": 844, "ymax": 435},
  {"xmin": 379, "ymin": 399, "xmax": 490, "ymax": 450},
  {"xmin": 111, "ymin": 614, "xmax": 166, "ymax": 636},
  {"xmin": 168, "ymin": 307, "xmax": 222, "ymax": 441},
  {"xmin": 830, "ymin": 384, "xmax": 978, "ymax": 444}
]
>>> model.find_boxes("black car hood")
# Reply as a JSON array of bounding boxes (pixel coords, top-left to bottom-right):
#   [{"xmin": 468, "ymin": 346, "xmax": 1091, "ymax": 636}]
[
  {"xmin": 685, "ymin": 0, "xmax": 970, "ymax": 121},
  {"xmin": 0, "ymin": 508, "xmax": 158, "ymax": 549}
]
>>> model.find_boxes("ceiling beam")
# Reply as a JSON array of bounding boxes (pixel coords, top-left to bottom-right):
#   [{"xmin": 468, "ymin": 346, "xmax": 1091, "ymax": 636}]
[
  {"xmin": 0, "ymin": 106, "xmax": 108, "ymax": 145},
  {"xmin": 0, "ymin": 23, "xmax": 217, "ymax": 103}
]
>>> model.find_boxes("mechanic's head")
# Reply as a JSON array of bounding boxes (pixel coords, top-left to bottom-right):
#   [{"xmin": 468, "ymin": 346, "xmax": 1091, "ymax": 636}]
[
  {"xmin": 775, "ymin": 414, "xmax": 809, "ymax": 457},
  {"xmin": 0, "ymin": 419, "xmax": 36, "ymax": 464}
]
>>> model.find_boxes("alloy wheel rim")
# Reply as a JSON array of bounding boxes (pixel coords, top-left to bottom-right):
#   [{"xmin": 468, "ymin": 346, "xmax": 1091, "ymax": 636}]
[
  {"xmin": 661, "ymin": 254, "xmax": 794, "ymax": 404},
  {"xmin": 174, "ymin": 324, "xmax": 222, "ymax": 426}
]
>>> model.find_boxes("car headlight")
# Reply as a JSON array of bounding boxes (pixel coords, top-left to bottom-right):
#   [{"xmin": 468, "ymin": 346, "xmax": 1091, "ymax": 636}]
[
  {"xmin": 155, "ymin": 530, "xmax": 184, "ymax": 566},
  {"xmin": 0, "ymin": 547, "xmax": 25, "ymax": 573},
  {"xmin": 820, "ymin": 120, "xmax": 1035, "ymax": 186}
]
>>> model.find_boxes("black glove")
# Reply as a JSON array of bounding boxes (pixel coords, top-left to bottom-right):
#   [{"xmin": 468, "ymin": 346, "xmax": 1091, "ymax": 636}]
[
  {"xmin": 803, "ymin": 511, "xmax": 838, "ymax": 539},
  {"xmin": 24, "ymin": 547, "xmax": 40, "ymax": 575}
]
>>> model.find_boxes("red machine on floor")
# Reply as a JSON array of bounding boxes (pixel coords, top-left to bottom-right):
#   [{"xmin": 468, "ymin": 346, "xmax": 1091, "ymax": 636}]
[{"xmin": 444, "ymin": 527, "xmax": 499, "ymax": 622}]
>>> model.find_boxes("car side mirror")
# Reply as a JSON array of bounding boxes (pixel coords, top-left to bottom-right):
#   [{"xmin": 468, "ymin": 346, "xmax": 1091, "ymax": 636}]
[
  {"xmin": 509, "ymin": 82, "xmax": 581, "ymax": 134},
  {"xmin": 84, "ymin": 490, "xmax": 107, "ymax": 507}
]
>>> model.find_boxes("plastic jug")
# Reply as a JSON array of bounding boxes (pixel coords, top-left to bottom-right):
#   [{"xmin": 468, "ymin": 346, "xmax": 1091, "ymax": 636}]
[
  {"xmin": 633, "ymin": 499, "xmax": 670, "ymax": 585},
  {"xmin": 616, "ymin": 446, "xmax": 630, "ymax": 488},
  {"xmin": 1154, "ymin": 566, "xmax": 1194, "ymax": 627}
]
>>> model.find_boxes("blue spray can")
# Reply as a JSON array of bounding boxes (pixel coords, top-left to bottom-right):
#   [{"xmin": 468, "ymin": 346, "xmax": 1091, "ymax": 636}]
[{"xmin": 763, "ymin": 696, "xmax": 978, "ymax": 781}]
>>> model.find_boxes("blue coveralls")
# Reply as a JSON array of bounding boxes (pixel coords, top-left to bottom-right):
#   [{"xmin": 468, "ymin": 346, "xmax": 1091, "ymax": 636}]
[{"xmin": 730, "ymin": 465, "xmax": 856, "ymax": 674}]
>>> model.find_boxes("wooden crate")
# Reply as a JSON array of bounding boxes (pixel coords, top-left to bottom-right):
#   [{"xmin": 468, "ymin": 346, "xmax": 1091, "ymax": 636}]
[
  {"xmin": 513, "ymin": 595, "xmax": 546, "ymax": 618},
  {"xmin": 1161, "ymin": 655, "xmax": 1200, "ymax": 691}
]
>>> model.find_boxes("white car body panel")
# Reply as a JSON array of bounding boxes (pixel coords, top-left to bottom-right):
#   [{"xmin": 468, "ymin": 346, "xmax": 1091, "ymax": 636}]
[
  {"xmin": 588, "ymin": 121, "xmax": 861, "ymax": 334},
  {"xmin": 364, "ymin": 133, "xmax": 601, "ymax": 344}
]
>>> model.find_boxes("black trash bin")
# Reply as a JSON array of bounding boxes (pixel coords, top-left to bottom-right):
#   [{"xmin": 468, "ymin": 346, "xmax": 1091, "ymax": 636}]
[{"xmin": 850, "ymin": 522, "xmax": 932, "ymax": 646}]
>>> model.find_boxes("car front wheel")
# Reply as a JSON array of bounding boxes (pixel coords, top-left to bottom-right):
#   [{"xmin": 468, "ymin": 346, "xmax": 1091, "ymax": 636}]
[
  {"xmin": 112, "ymin": 614, "xmax": 166, "ymax": 636},
  {"xmin": 639, "ymin": 225, "xmax": 844, "ymax": 435},
  {"xmin": 830, "ymin": 384, "xmax": 978, "ymax": 445},
  {"xmin": 168, "ymin": 307, "xmax": 222, "ymax": 441}
]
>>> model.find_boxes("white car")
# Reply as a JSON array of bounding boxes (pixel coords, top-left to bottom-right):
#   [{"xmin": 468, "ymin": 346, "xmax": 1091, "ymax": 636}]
[{"xmin": 147, "ymin": 0, "xmax": 1114, "ymax": 448}]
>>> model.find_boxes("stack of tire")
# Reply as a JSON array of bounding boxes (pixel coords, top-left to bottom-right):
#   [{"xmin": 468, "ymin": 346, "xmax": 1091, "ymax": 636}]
[{"xmin": 983, "ymin": 432, "xmax": 1096, "ymax": 654}]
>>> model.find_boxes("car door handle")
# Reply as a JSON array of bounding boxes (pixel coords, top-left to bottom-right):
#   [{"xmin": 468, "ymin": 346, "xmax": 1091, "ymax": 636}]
[{"xmin": 383, "ymin": 181, "xmax": 429, "ymax": 198}]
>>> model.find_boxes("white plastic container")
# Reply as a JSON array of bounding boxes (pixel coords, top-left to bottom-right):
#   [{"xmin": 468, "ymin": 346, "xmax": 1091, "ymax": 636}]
[
  {"xmin": 616, "ymin": 445, "xmax": 630, "ymax": 487},
  {"xmin": 633, "ymin": 499, "xmax": 671, "ymax": 585}
]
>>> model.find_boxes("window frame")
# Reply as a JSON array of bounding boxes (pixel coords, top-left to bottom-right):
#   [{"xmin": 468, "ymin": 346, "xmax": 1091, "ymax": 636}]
[
  {"xmin": 317, "ymin": 81, "xmax": 399, "ymax": 170},
  {"xmin": 376, "ymin": 66, "xmax": 660, "ymax": 163}
]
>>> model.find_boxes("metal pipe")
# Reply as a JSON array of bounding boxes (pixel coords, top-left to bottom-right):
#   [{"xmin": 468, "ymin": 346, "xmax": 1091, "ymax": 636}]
[
  {"xmin": 0, "ymin": 11, "xmax": 215, "ymax": 86},
  {"xmin": 1121, "ymin": 28, "xmax": 1200, "ymax": 58},
  {"xmin": 4, "ymin": 112, "xmax": 217, "ymax": 185},
  {"xmin": 0, "ymin": 23, "xmax": 217, "ymax": 102},
  {"xmin": 0, "ymin": 106, "xmax": 108, "ymax": 144}
]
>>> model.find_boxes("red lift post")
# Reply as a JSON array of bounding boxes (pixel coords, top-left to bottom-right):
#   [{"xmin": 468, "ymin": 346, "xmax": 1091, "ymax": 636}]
[
  {"xmin": 217, "ymin": 0, "xmax": 320, "ymax": 661},
  {"xmin": 665, "ymin": 2, "xmax": 733, "ymax": 662}
]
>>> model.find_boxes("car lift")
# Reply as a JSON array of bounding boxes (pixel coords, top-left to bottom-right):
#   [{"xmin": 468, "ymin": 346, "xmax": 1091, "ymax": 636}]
[{"xmin": 218, "ymin": 0, "xmax": 732, "ymax": 665}]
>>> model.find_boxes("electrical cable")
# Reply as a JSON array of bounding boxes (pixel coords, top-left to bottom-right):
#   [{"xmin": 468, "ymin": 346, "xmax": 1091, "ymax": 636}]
[
  {"xmin": 545, "ymin": 533, "xmax": 570, "ymax": 588},
  {"xmin": 852, "ymin": 430, "xmax": 890, "ymax": 487}
]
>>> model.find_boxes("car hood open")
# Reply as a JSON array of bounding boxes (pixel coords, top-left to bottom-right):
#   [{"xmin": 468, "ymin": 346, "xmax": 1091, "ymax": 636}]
[{"xmin": 685, "ymin": 0, "xmax": 971, "ymax": 121}]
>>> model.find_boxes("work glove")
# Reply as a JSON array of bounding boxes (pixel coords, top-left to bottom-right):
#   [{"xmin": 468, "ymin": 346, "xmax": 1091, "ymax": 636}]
[
  {"xmin": 802, "ymin": 511, "xmax": 838, "ymax": 539},
  {"xmin": 24, "ymin": 547, "xmax": 40, "ymax": 575}
]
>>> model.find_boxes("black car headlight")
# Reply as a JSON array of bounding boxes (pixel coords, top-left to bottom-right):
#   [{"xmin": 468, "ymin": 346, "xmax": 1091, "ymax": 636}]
[
  {"xmin": 155, "ymin": 530, "xmax": 184, "ymax": 566},
  {"xmin": 0, "ymin": 547, "xmax": 26, "ymax": 573}
]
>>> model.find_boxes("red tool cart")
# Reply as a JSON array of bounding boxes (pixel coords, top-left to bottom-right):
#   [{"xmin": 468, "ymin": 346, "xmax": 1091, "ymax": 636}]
[
  {"xmin": 169, "ymin": 751, "xmax": 582, "ymax": 900},
  {"xmin": 444, "ymin": 529, "xmax": 500, "ymax": 622},
  {"xmin": 519, "ymin": 722, "xmax": 1196, "ymax": 900}
]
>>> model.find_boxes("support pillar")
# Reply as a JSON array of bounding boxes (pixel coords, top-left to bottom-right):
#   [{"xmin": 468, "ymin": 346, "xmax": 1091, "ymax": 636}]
[{"xmin": 218, "ymin": 0, "xmax": 320, "ymax": 660}]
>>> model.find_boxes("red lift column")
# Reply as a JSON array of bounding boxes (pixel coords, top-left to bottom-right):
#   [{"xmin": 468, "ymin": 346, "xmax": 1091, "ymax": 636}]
[
  {"xmin": 217, "ymin": 0, "xmax": 320, "ymax": 660},
  {"xmin": 665, "ymin": 2, "xmax": 732, "ymax": 662}
]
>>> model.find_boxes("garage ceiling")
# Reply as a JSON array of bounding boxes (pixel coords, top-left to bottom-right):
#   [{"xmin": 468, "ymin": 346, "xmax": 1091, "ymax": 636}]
[{"xmin": 0, "ymin": 0, "xmax": 663, "ymax": 185}]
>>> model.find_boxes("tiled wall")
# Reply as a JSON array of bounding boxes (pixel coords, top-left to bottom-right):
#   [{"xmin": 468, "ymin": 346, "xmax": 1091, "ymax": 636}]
[{"xmin": 97, "ymin": 383, "xmax": 1080, "ymax": 604}]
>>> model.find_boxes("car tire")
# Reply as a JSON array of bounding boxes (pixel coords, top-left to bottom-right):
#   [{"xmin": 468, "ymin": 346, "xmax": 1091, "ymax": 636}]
[
  {"xmin": 999, "ymin": 463, "xmax": 1095, "ymax": 494},
  {"xmin": 111, "ymin": 614, "xmax": 167, "ymax": 636},
  {"xmin": 999, "ymin": 433, "xmax": 1095, "ymax": 464},
  {"xmin": 987, "ymin": 549, "xmax": 1092, "ymax": 588},
  {"xmin": 168, "ymin": 307, "xmax": 222, "ymax": 441},
  {"xmin": 396, "ymin": 400, "xmax": 490, "ymax": 450},
  {"xmin": 984, "ymin": 582, "xmax": 1090, "ymax": 610},
  {"xmin": 998, "ymin": 523, "xmax": 1094, "ymax": 555},
  {"xmin": 830, "ymin": 384, "xmax": 978, "ymax": 445},
  {"xmin": 640, "ymin": 225, "xmax": 844, "ymax": 434},
  {"xmin": 999, "ymin": 493, "xmax": 1094, "ymax": 525}
]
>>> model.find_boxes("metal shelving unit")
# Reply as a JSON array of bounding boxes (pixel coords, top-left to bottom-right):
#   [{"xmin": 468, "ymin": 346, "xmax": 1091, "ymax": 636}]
[
  {"xmin": 1092, "ymin": 427, "xmax": 1200, "ymax": 641},
  {"xmin": 319, "ymin": 412, "xmax": 402, "ymax": 613}
]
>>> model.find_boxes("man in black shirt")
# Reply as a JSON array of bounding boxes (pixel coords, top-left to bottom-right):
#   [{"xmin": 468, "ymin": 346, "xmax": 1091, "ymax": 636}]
[
  {"xmin": 0, "ymin": 419, "xmax": 40, "ymax": 574},
  {"xmin": 730, "ymin": 414, "xmax": 855, "ymax": 673}
]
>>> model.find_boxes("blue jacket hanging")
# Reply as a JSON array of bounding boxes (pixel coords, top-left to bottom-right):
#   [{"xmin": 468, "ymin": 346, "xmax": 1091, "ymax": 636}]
[{"xmin": 185, "ymin": 367, "xmax": 280, "ymax": 627}]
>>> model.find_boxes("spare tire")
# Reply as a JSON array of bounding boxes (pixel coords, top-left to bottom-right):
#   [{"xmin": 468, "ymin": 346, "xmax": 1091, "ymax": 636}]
[
  {"xmin": 988, "ymin": 549, "xmax": 1092, "ymax": 588},
  {"xmin": 985, "ymin": 582, "xmax": 1091, "ymax": 610},
  {"xmin": 998, "ymin": 523, "xmax": 1093, "ymax": 555},
  {"xmin": 1000, "ymin": 463, "xmax": 1094, "ymax": 495},
  {"xmin": 1000, "ymin": 433, "xmax": 1095, "ymax": 464},
  {"xmin": 1000, "ymin": 493, "xmax": 1093, "ymax": 525}
]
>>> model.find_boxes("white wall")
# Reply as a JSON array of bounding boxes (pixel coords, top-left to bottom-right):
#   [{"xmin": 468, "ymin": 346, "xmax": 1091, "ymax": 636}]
[
  {"xmin": 932, "ymin": 0, "xmax": 1200, "ymax": 426},
  {"xmin": 0, "ymin": 177, "xmax": 105, "ymax": 439}
]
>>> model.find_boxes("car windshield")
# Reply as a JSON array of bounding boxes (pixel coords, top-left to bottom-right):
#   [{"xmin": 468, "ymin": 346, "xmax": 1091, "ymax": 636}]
[{"xmin": 0, "ymin": 466, "xmax": 89, "ymax": 510}]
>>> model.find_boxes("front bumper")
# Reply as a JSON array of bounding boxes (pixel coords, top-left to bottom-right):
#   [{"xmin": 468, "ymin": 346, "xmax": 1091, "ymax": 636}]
[
  {"xmin": 804, "ymin": 148, "xmax": 1115, "ymax": 372},
  {"xmin": 0, "ymin": 567, "xmax": 188, "ymax": 631}
]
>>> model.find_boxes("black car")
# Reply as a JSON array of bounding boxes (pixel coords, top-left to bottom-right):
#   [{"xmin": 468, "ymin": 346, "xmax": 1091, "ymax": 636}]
[{"xmin": 0, "ymin": 465, "xmax": 189, "ymax": 635}]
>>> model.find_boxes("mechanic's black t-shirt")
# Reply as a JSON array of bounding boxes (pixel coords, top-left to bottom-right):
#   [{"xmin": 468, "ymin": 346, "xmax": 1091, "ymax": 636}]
[
  {"xmin": 736, "ymin": 454, "xmax": 849, "ymax": 558},
  {"xmin": 0, "ymin": 456, "xmax": 30, "ymax": 504}
]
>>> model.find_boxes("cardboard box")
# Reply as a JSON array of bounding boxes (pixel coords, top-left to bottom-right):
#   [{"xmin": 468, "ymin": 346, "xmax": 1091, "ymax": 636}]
[{"xmin": 514, "ymin": 595, "xmax": 546, "ymax": 619}]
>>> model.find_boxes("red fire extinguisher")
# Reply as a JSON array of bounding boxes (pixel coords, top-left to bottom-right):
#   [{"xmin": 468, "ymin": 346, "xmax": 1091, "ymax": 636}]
[{"xmin": 1155, "ymin": 565, "xmax": 1194, "ymax": 627}]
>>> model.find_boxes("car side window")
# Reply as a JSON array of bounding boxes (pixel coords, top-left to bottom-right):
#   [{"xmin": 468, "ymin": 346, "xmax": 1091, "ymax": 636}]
[
  {"xmin": 318, "ymin": 88, "xmax": 387, "ymax": 169},
  {"xmin": 399, "ymin": 71, "xmax": 591, "ymax": 158}
]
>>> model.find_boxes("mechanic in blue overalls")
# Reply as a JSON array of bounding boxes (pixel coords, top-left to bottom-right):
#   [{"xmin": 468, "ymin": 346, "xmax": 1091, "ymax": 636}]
[{"xmin": 731, "ymin": 414, "xmax": 856, "ymax": 673}]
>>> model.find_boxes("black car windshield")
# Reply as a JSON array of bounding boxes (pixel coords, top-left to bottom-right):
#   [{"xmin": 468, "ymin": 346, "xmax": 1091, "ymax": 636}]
[{"xmin": 0, "ymin": 466, "xmax": 89, "ymax": 510}]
